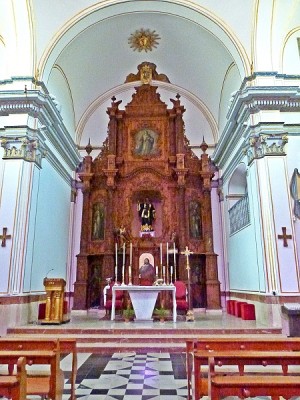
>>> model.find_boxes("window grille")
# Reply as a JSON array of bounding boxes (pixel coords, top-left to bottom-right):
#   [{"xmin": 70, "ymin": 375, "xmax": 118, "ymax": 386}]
[{"xmin": 229, "ymin": 195, "xmax": 250, "ymax": 234}]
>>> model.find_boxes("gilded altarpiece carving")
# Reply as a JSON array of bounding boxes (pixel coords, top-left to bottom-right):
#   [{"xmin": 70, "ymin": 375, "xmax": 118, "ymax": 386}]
[{"xmin": 74, "ymin": 69, "xmax": 220, "ymax": 310}]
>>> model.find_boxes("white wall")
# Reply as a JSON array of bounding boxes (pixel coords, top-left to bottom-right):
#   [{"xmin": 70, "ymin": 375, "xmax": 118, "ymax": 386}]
[{"xmin": 25, "ymin": 159, "xmax": 71, "ymax": 291}]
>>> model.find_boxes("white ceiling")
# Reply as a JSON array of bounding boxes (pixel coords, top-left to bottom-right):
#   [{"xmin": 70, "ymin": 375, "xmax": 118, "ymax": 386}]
[{"xmin": 33, "ymin": 1, "xmax": 249, "ymax": 153}]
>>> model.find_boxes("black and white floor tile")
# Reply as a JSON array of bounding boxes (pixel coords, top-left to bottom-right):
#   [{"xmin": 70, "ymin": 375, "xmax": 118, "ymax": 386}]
[
  {"xmin": 59, "ymin": 352, "xmax": 300, "ymax": 400},
  {"xmin": 62, "ymin": 352, "xmax": 188, "ymax": 399}
]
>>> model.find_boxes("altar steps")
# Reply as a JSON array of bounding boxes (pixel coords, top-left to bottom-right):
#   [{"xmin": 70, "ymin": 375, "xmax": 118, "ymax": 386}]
[{"xmin": 6, "ymin": 326, "xmax": 282, "ymax": 354}]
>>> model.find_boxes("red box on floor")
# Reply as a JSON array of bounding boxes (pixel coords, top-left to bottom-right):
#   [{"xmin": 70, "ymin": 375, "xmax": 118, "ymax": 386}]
[
  {"xmin": 241, "ymin": 303, "xmax": 256, "ymax": 320},
  {"xmin": 226, "ymin": 300, "xmax": 236, "ymax": 315},
  {"xmin": 234, "ymin": 301, "xmax": 248, "ymax": 318}
]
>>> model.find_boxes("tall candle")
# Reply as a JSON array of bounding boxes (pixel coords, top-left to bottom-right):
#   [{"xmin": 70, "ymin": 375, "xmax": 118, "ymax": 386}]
[
  {"xmin": 156, "ymin": 266, "xmax": 158, "ymax": 276},
  {"xmin": 160, "ymin": 243, "xmax": 163, "ymax": 265},
  {"xmin": 170, "ymin": 265, "xmax": 173, "ymax": 281},
  {"xmin": 173, "ymin": 242, "xmax": 176, "ymax": 266},
  {"xmin": 123, "ymin": 243, "xmax": 125, "ymax": 265},
  {"xmin": 115, "ymin": 243, "xmax": 118, "ymax": 281},
  {"xmin": 166, "ymin": 242, "xmax": 169, "ymax": 266},
  {"xmin": 130, "ymin": 242, "xmax": 132, "ymax": 265}
]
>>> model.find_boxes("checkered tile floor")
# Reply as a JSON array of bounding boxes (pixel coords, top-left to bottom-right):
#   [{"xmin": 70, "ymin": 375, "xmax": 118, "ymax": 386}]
[
  {"xmin": 62, "ymin": 352, "xmax": 188, "ymax": 399},
  {"xmin": 59, "ymin": 352, "xmax": 300, "ymax": 400}
]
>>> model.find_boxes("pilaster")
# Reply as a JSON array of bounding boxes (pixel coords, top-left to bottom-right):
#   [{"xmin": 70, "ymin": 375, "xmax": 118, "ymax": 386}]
[{"xmin": 245, "ymin": 133, "xmax": 299, "ymax": 294}]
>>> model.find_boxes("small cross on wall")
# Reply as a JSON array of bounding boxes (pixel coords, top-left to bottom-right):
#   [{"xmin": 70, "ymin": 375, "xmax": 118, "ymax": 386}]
[
  {"xmin": 277, "ymin": 227, "xmax": 292, "ymax": 247},
  {"xmin": 0, "ymin": 227, "xmax": 12, "ymax": 247}
]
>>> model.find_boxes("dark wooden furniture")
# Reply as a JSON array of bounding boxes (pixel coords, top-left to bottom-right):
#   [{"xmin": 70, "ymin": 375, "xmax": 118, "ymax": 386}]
[
  {"xmin": 208, "ymin": 352, "xmax": 300, "ymax": 400},
  {"xmin": 0, "ymin": 337, "xmax": 77, "ymax": 400},
  {"xmin": 0, "ymin": 356, "xmax": 26, "ymax": 400},
  {"xmin": 186, "ymin": 336, "xmax": 300, "ymax": 400},
  {"xmin": 0, "ymin": 349, "xmax": 62, "ymax": 400}
]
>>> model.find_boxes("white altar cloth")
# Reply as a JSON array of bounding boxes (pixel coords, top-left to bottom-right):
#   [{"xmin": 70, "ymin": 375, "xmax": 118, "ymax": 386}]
[{"xmin": 111, "ymin": 285, "xmax": 177, "ymax": 322}]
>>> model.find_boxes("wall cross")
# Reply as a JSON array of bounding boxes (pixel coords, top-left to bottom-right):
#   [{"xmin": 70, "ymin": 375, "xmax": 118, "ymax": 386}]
[
  {"xmin": 278, "ymin": 226, "xmax": 292, "ymax": 247},
  {"xmin": 0, "ymin": 227, "xmax": 12, "ymax": 247}
]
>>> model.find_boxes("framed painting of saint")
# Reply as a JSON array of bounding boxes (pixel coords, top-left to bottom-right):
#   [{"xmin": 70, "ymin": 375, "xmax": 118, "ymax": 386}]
[
  {"xmin": 189, "ymin": 200, "xmax": 202, "ymax": 239},
  {"xmin": 91, "ymin": 203, "xmax": 105, "ymax": 240},
  {"xmin": 134, "ymin": 128, "xmax": 159, "ymax": 156}
]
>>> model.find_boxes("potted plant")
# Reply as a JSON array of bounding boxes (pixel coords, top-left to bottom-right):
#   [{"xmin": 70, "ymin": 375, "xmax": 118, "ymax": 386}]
[
  {"xmin": 123, "ymin": 307, "xmax": 135, "ymax": 322},
  {"xmin": 154, "ymin": 307, "xmax": 169, "ymax": 322}
]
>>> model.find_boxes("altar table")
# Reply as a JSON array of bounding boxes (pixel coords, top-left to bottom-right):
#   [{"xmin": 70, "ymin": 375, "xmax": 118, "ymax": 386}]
[{"xmin": 111, "ymin": 285, "xmax": 177, "ymax": 322}]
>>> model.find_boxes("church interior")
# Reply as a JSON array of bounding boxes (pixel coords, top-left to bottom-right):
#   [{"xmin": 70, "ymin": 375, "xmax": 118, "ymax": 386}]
[{"xmin": 1, "ymin": 1, "xmax": 300, "ymax": 399}]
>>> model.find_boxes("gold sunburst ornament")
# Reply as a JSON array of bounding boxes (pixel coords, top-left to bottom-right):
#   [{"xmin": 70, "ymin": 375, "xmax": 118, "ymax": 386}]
[{"xmin": 128, "ymin": 28, "xmax": 160, "ymax": 52}]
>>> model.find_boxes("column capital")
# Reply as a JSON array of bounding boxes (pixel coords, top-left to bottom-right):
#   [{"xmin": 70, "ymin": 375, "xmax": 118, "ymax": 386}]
[
  {"xmin": 244, "ymin": 133, "xmax": 288, "ymax": 165},
  {"xmin": 0, "ymin": 135, "xmax": 46, "ymax": 168}
]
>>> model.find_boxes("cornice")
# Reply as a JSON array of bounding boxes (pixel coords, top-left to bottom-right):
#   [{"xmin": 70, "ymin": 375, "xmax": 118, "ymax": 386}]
[
  {"xmin": 0, "ymin": 89, "xmax": 80, "ymax": 170},
  {"xmin": 213, "ymin": 81, "xmax": 300, "ymax": 168}
]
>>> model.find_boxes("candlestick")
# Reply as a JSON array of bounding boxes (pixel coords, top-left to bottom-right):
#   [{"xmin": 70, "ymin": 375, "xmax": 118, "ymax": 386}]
[
  {"xmin": 123, "ymin": 243, "xmax": 125, "ymax": 265},
  {"xmin": 173, "ymin": 242, "xmax": 176, "ymax": 266},
  {"xmin": 114, "ymin": 263, "xmax": 118, "ymax": 285},
  {"xmin": 160, "ymin": 243, "xmax": 163, "ymax": 265},
  {"xmin": 121, "ymin": 263, "xmax": 125, "ymax": 285},
  {"xmin": 128, "ymin": 264, "xmax": 132, "ymax": 285},
  {"xmin": 163, "ymin": 265, "xmax": 166, "ymax": 285},
  {"xmin": 170, "ymin": 265, "xmax": 173, "ymax": 285},
  {"xmin": 166, "ymin": 242, "xmax": 169, "ymax": 266},
  {"xmin": 115, "ymin": 242, "xmax": 118, "ymax": 284},
  {"xmin": 130, "ymin": 242, "xmax": 132, "ymax": 265}
]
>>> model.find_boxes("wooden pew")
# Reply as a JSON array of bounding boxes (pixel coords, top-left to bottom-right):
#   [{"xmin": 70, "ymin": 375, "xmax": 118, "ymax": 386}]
[
  {"xmin": 0, "ymin": 337, "xmax": 77, "ymax": 400},
  {"xmin": 208, "ymin": 352, "xmax": 300, "ymax": 400},
  {"xmin": 0, "ymin": 349, "xmax": 62, "ymax": 400},
  {"xmin": 0, "ymin": 356, "xmax": 26, "ymax": 400},
  {"xmin": 186, "ymin": 336, "xmax": 300, "ymax": 400}
]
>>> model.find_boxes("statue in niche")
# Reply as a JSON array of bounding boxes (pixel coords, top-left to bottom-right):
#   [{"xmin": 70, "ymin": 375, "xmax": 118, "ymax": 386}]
[
  {"xmin": 138, "ymin": 198, "xmax": 156, "ymax": 232},
  {"xmin": 92, "ymin": 203, "xmax": 105, "ymax": 240},
  {"xmin": 189, "ymin": 201, "xmax": 202, "ymax": 239}
]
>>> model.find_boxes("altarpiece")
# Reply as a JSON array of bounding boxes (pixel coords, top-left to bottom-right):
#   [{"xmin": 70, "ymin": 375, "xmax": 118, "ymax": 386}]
[{"xmin": 73, "ymin": 63, "xmax": 221, "ymax": 311}]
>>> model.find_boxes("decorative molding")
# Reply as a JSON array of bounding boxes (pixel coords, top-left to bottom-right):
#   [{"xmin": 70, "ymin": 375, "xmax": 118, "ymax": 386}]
[
  {"xmin": 128, "ymin": 29, "xmax": 160, "ymax": 52},
  {"xmin": 0, "ymin": 89, "xmax": 80, "ymax": 170},
  {"xmin": 213, "ymin": 78, "xmax": 300, "ymax": 169},
  {"xmin": 0, "ymin": 135, "xmax": 46, "ymax": 168},
  {"xmin": 125, "ymin": 62, "xmax": 170, "ymax": 84},
  {"xmin": 244, "ymin": 134, "xmax": 288, "ymax": 165}
]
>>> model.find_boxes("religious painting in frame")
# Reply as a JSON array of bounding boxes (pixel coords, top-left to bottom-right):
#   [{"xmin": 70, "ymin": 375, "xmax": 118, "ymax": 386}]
[
  {"xmin": 91, "ymin": 202, "xmax": 105, "ymax": 240},
  {"xmin": 189, "ymin": 200, "xmax": 202, "ymax": 239},
  {"xmin": 133, "ymin": 128, "xmax": 160, "ymax": 157}
]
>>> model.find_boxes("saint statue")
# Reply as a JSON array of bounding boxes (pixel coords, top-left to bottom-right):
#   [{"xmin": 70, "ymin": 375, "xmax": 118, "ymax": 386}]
[{"xmin": 138, "ymin": 198, "xmax": 155, "ymax": 231}]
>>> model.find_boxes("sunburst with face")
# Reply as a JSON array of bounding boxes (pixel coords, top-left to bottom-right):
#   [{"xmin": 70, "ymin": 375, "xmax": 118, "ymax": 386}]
[{"xmin": 128, "ymin": 28, "xmax": 160, "ymax": 52}]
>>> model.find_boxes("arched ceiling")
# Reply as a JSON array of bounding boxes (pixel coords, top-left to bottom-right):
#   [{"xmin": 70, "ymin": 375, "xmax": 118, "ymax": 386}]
[{"xmin": 34, "ymin": 1, "xmax": 249, "ymax": 153}]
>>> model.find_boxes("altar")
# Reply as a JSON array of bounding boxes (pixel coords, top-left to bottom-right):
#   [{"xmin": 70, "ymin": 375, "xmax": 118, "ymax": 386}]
[{"xmin": 111, "ymin": 285, "xmax": 177, "ymax": 322}]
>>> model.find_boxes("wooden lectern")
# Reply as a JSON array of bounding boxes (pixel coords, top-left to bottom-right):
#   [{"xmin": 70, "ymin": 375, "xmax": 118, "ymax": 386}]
[{"xmin": 42, "ymin": 278, "xmax": 67, "ymax": 324}]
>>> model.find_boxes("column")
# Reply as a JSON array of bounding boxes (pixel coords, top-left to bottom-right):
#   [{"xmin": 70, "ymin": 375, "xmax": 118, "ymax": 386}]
[{"xmin": 73, "ymin": 151, "xmax": 93, "ymax": 309}]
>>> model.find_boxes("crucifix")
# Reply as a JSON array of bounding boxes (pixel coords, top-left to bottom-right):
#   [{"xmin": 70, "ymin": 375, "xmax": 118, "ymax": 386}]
[
  {"xmin": 181, "ymin": 246, "xmax": 194, "ymax": 321},
  {"xmin": 0, "ymin": 227, "xmax": 12, "ymax": 247},
  {"xmin": 278, "ymin": 227, "xmax": 292, "ymax": 247}
]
